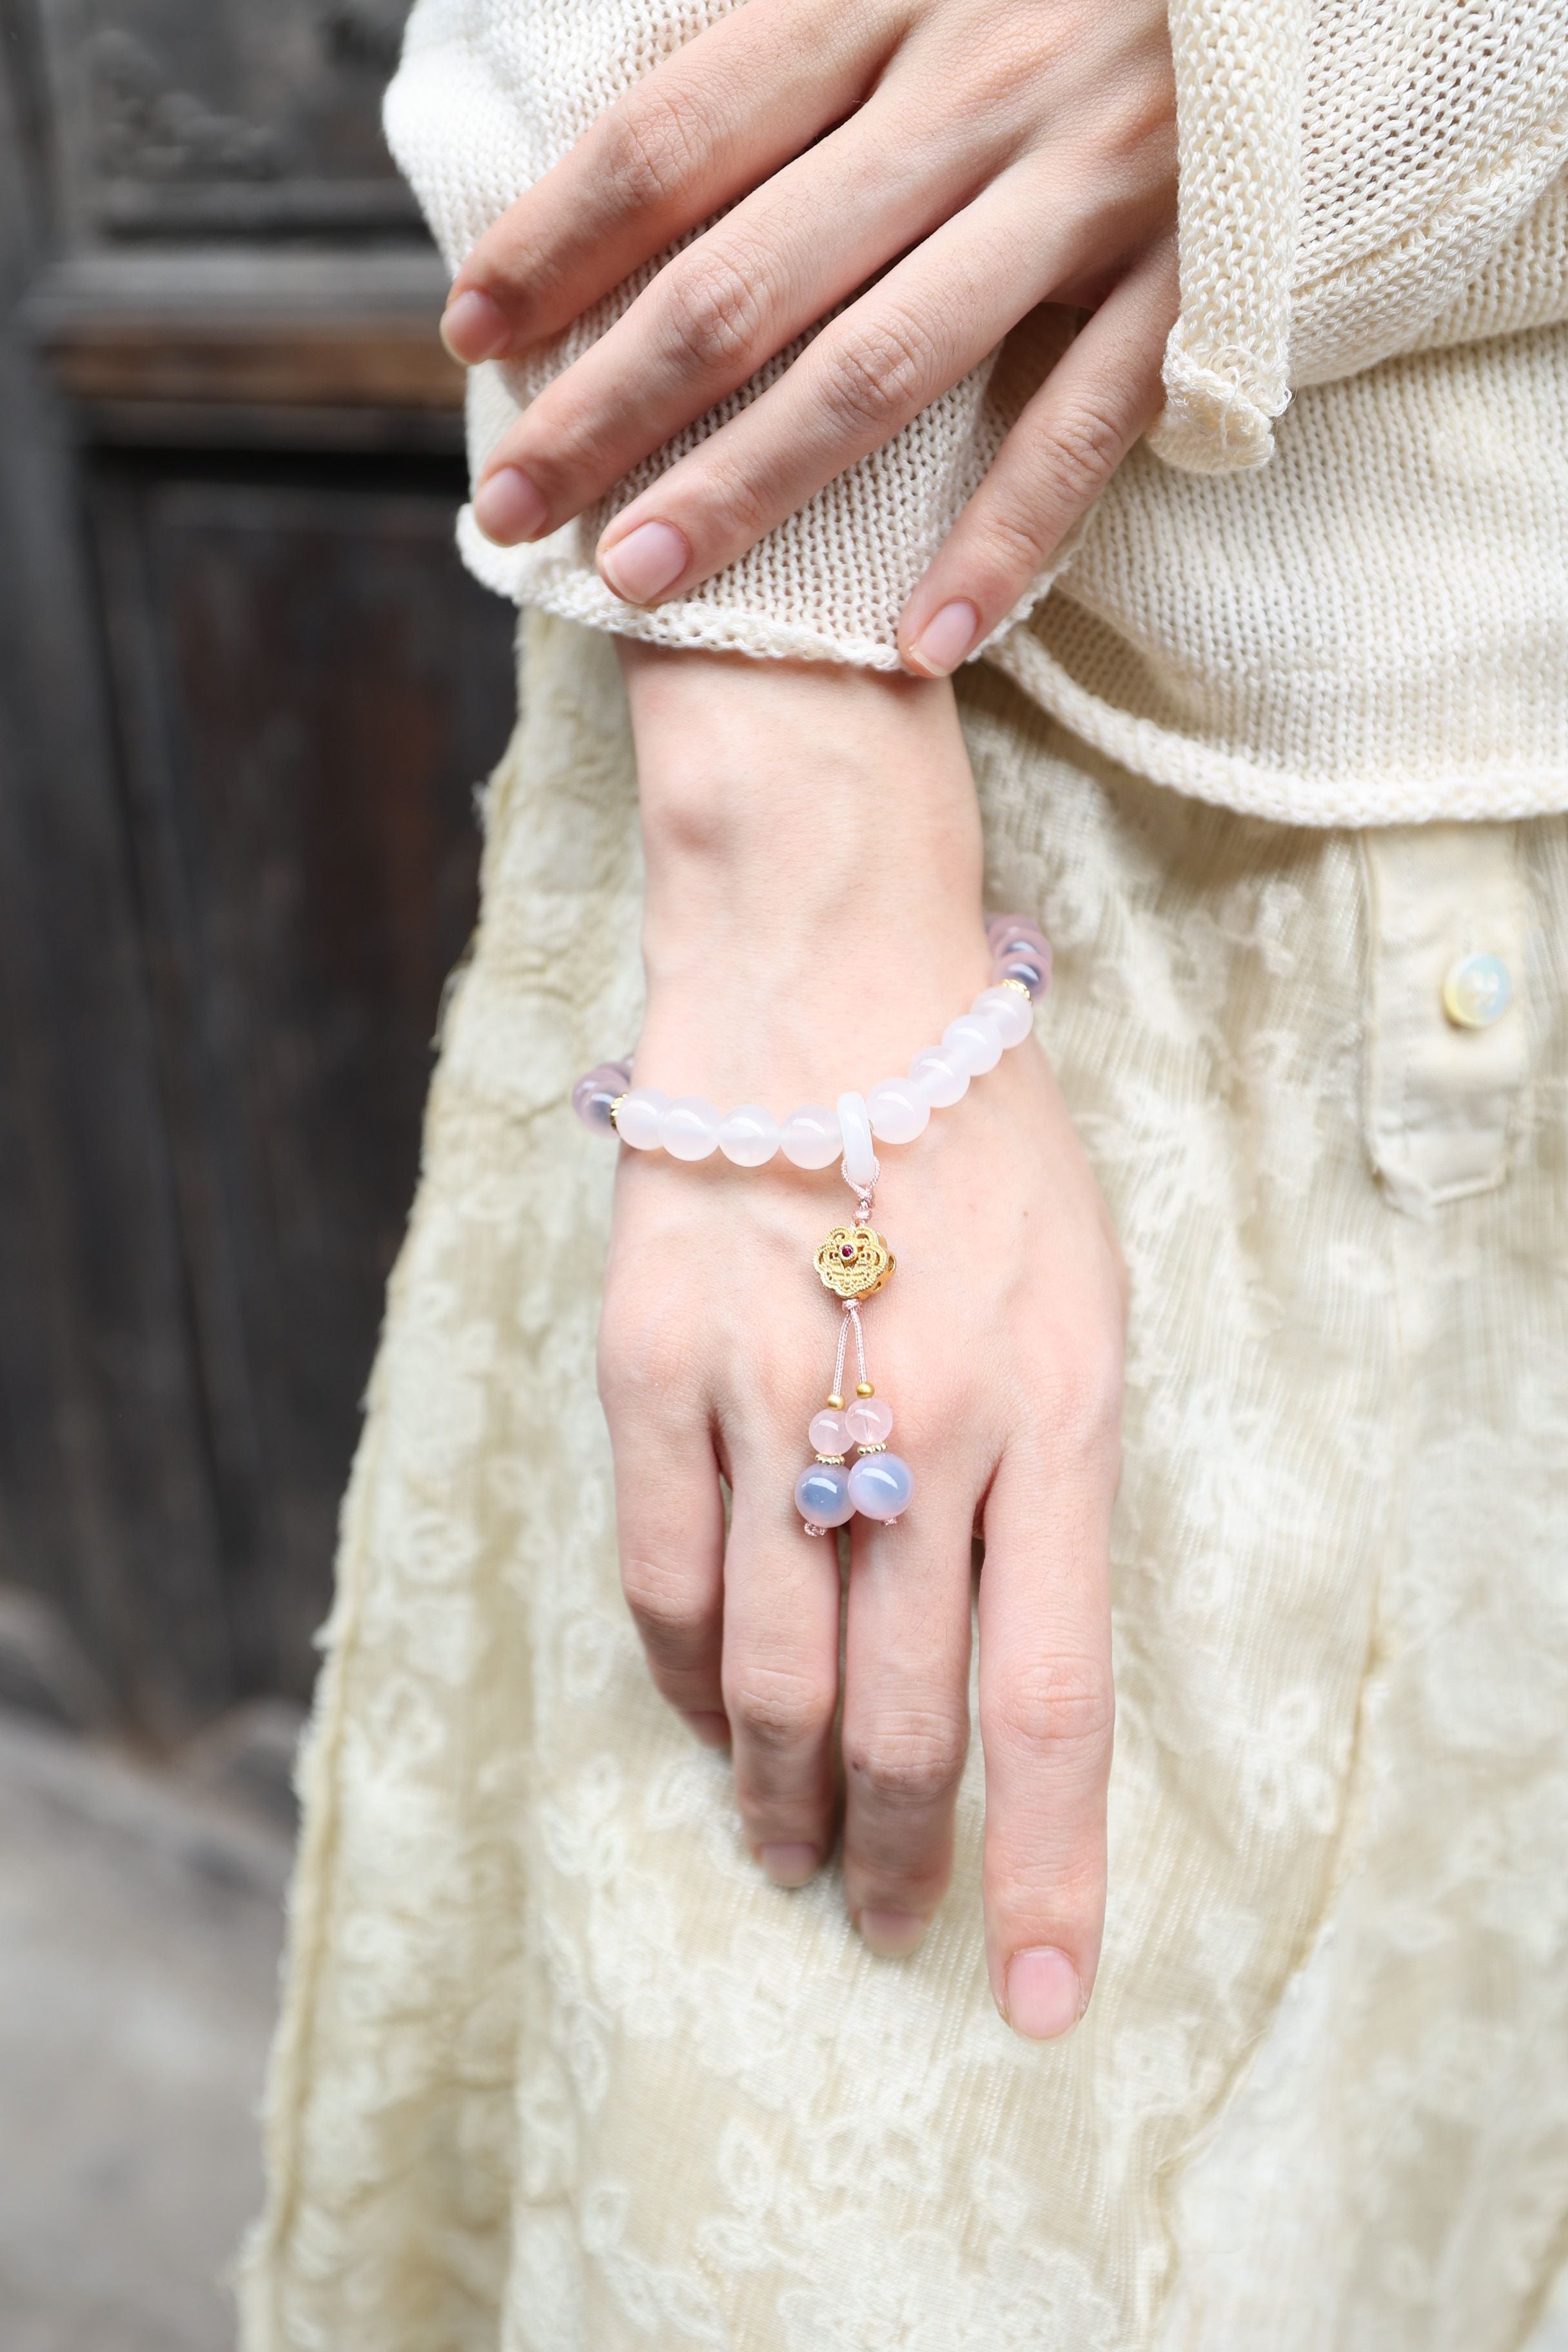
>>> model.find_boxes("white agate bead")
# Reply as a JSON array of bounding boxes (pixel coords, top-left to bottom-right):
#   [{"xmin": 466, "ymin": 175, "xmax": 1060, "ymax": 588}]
[
  {"xmin": 836, "ymin": 1092, "xmax": 878, "ymax": 1186},
  {"xmin": 781, "ymin": 1104, "xmax": 843, "ymax": 1170},
  {"xmin": 943, "ymin": 1013, "xmax": 1004, "ymax": 1074},
  {"xmin": 615, "ymin": 1088, "xmax": 667, "ymax": 1149},
  {"xmin": 719, "ymin": 1104, "xmax": 781, "ymax": 1166},
  {"xmin": 909, "ymin": 1048, "xmax": 970, "ymax": 1108},
  {"xmin": 866, "ymin": 1077, "xmax": 931, "ymax": 1144},
  {"xmin": 660, "ymin": 1097, "xmax": 721, "ymax": 1159},
  {"xmin": 971, "ymin": 985, "xmax": 1034, "ymax": 1048}
]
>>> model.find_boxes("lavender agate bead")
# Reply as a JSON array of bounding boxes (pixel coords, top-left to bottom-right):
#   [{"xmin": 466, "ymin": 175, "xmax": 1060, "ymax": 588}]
[
  {"xmin": 571, "ymin": 1061, "xmax": 632, "ymax": 1134},
  {"xmin": 614, "ymin": 1087, "xmax": 668, "ymax": 1149},
  {"xmin": 780, "ymin": 1104, "xmax": 843, "ymax": 1170},
  {"xmin": 719, "ymin": 1104, "xmax": 780, "ymax": 1166},
  {"xmin": 847, "ymin": 1451, "xmax": 914, "ymax": 1522},
  {"xmin": 795, "ymin": 1461, "xmax": 854, "ymax": 1528}
]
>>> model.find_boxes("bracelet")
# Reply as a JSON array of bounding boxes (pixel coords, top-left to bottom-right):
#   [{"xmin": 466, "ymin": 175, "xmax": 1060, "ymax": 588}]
[{"xmin": 572, "ymin": 914, "xmax": 1052, "ymax": 1534}]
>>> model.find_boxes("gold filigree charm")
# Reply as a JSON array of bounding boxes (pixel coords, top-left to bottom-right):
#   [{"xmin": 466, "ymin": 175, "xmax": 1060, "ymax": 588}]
[{"xmin": 814, "ymin": 1222, "xmax": 894, "ymax": 1299}]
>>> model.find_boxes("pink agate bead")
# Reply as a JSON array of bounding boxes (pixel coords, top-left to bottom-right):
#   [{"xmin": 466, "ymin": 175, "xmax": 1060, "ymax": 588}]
[
  {"xmin": 866, "ymin": 1077, "xmax": 930, "ymax": 1145},
  {"xmin": 719, "ymin": 1104, "xmax": 780, "ymax": 1166},
  {"xmin": 614, "ymin": 1088, "xmax": 667, "ymax": 1149},
  {"xmin": 910, "ymin": 1047, "xmax": 970, "ymax": 1108},
  {"xmin": 972, "ymin": 985, "xmax": 1034, "ymax": 1048},
  {"xmin": 808, "ymin": 1407, "xmax": 851, "ymax": 1456},
  {"xmin": 660, "ymin": 1097, "xmax": 721, "ymax": 1160},
  {"xmin": 845, "ymin": 1396, "xmax": 893, "ymax": 1447},
  {"xmin": 943, "ymin": 1012, "xmax": 1004, "ymax": 1074},
  {"xmin": 781, "ymin": 1104, "xmax": 842, "ymax": 1170}
]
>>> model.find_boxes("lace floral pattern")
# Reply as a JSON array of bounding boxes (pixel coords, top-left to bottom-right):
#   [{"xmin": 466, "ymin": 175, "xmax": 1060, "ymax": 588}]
[{"xmin": 240, "ymin": 617, "xmax": 1568, "ymax": 2351}]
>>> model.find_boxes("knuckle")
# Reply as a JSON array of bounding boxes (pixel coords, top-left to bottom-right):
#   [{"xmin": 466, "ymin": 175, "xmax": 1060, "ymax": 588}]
[
  {"xmin": 620, "ymin": 1550, "xmax": 708, "ymax": 1651},
  {"xmin": 845, "ymin": 1710, "xmax": 969, "ymax": 1811},
  {"xmin": 985, "ymin": 1653, "xmax": 1115, "ymax": 1763},
  {"xmin": 1034, "ymin": 1333, "xmax": 1124, "ymax": 1458},
  {"xmin": 725, "ymin": 1661, "xmax": 836, "ymax": 1753},
  {"xmin": 597, "ymin": 86, "xmax": 701, "ymax": 213},
  {"xmin": 822, "ymin": 310, "xmax": 939, "ymax": 438},
  {"xmin": 660, "ymin": 248, "xmax": 769, "ymax": 375},
  {"xmin": 596, "ymin": 1295, "xmax": 703, "ymax": 1420},
  {"xmin": 1041, "ymin": 397, "xmax": 1130, "ymax": 508},
  {"xmin": 691, "ymin": 444, "xmax": 774, "ymax": 543}
]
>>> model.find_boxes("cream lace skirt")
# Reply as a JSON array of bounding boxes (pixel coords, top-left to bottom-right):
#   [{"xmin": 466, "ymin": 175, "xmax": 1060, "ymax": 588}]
[{"xmin": 240, "ymin": 614, "xmax": 1568, "ymax": 2352}]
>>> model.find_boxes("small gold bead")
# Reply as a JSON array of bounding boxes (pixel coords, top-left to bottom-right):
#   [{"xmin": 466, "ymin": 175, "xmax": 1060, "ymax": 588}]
[
  {"xmin": 856, "ymin": 1381, "xmax": 874, "ymax": 1398},
  {"xmin": 827, "ymin": 1393, "xmax": 845, "ymax": 1411}
]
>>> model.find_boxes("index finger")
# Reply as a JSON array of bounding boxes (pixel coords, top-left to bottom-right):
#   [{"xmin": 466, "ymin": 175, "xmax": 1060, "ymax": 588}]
[
  {"xmin": 977, "ymin": 1372, "xmax": 1121, "ymax": 2039},
  {"xmin": 440, "ymin": 0, "xmax": 888, "ymax": 364}
]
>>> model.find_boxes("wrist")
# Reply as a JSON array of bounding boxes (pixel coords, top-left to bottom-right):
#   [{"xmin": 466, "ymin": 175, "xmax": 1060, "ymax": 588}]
[{"xmin": 620, "ymin": 643, "xmax": 986, "ymax": 980}]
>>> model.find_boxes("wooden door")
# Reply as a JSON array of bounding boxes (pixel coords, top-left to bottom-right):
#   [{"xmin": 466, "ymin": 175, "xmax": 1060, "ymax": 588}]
[{"xmin": 0, "ymin": 0, "xmax": 518, "ymax": 1735}]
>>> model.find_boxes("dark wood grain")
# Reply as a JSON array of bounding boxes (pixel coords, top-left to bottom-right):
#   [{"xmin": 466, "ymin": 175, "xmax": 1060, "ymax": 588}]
[
  {"xmin": 0, "ymin": 12, "xmax": 232, "ymax": 1736},
  {"xmin": 90, "ymin": 454, "xmax": 513, "ymax": 1697}
]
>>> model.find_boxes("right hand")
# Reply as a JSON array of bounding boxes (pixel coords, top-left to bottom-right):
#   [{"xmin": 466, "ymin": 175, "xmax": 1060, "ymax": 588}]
[
  {"xmin": 442, "ymin": 0, "xmax": 1178, "ymax": 675},
  {"xmin": 602, "ymin": 643, "xmax": 1126, "ymax": 2039}
]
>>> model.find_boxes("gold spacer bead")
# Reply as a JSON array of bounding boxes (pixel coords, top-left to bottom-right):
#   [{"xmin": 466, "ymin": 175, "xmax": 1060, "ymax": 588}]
[
  {"xmin": 856, "ymin": 1381, "xmax": 874, "ymax": 1398},
  {"xmin": 998, "ymin": 977, "xmax": 1032, "ymax": 1000},
  {"xmin": 608, "ymin": 1093, "xmax": 628, "ymax": 1132},
  {"xmin": 826, "ymin": 1393, "xmax": 844, "ymax": 1411}
]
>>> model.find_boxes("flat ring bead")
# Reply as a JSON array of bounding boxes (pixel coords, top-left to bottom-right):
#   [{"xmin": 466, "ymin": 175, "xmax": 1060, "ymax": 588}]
[
  {"xmin": 572, "ymin": 1064, "xmax": 628, "ymax": 1132},
  {"xmin": 808, "ymin": 1407, "xmax": 851, "ymax": 1455},
  {"xmin": 943, "ymin": 1012, "xmax": 1004, "ymax": 1074},
  {"xmin": 972, "ymin": 986, "xmax": 1034, "ymax": 1048},
  {"xmin": 847, "ymin": 1451, "xmax": 914, "ymax": 1521},
  {"xmin": 836, "ymin": 1092, "xmax": 878, "ymax": 1187},
  {"xmin": 866, "ymin": 1077, "xmax": 931, "ymax": 1144},
  {"xmin": 659, "ymin": 1097, "xmax": 721, "ymax": 1160},
  {"xmin": 909, "ymin": 1047, "xmax": 970, "ymax": 1107},
  {"xmin": 996, "ymin": 948, "xmax": 1051, "ymax": 999},
  {"xmin": 780, "ymin": 1104, "xmax": 843, "ymax": 1170},
  {"xmin": 795, "ymin": 1461, "xmax": 854, "ymax": 1528},
  {"xmin": 614, "ymin": 1088, "xmax": 667, "ymax": 1149},
  {"xmin": 845, "ymin": 1396, "xmax": 892, "ymax": 1446},
  {"xmin": 718, "ymin": 1104, "xmax": 781, "ymax": 1166}
]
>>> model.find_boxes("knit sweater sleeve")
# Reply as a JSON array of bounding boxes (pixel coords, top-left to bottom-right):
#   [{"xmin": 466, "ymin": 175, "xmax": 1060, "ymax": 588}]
[
  {"xmin": 385, "ymin": 0, "xmax": 1568, "ymax": 650},
  {"xmin": 1151, "ymin": 0, "xmax": 1568, "ymax": 474}
]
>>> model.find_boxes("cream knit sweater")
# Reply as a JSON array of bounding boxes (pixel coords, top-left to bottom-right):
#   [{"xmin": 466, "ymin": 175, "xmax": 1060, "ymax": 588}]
[{"xmin": 386, "ymin": 1, "xmax": 1568, "ymax": 825}]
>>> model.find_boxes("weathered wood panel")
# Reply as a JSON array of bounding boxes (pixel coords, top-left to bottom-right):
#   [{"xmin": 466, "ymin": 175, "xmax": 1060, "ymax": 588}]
[{"xmin": 90, "ymin": 455, "xmax": 513, "ymax": 1696}]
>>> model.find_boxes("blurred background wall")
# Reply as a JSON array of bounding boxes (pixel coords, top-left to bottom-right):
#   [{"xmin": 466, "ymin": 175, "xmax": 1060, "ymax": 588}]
[{"xmin": 0, "ymin": 0, "xmax": 517, "ymax": 1746}]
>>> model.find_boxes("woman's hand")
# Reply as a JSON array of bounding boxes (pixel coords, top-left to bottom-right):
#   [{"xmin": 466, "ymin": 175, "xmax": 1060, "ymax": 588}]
[
  {"xmin": 443, "ymin": 0, "xmax": 1177, "ymax": 675},
  {"xmin": 602, "ymin": 643, "xmax": 1125, "ymax": 2036}
]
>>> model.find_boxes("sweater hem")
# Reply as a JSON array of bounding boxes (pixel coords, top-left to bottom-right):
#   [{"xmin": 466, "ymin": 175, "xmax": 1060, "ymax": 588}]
[{"xmin": 988, "ymin": 627, "xmax": 1568, "ymax": 828}]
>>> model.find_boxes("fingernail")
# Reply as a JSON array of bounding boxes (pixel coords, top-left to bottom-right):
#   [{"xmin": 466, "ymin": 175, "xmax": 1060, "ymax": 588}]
[
  {"xmin": 906, "ymin": 598, "xmax": 981, "ymax": 678},
  {"xmin": 687, "ymin": 1710, "xmax": 731, "ymax": 1749},
  {"xmin": 759, "ymin": 1842, "xmax": 819, "ymax": 1888},
  {"xmin": 473, "ymin": 466, "xmax": 549, "ymax": 544},
  {"xmin": 858, "ymin": 1910, "xmax": 927, "ymax": 1959},
  {"xmin": 440, "ymin": 288, "xmax": 510, "ymax": 364},
  {"xmin": 598, "ymin": 520, "xmax": 689, "ymax": 605},
  {"xmin": 1004, "ymin": 1946, "xmax": 1084, "ymax": 2041}
]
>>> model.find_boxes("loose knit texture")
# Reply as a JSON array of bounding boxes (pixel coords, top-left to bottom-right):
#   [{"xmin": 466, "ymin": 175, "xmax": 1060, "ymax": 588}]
[{"xmin": 385, "ymin": 2, "xmax": 1568, "ymax": 823}]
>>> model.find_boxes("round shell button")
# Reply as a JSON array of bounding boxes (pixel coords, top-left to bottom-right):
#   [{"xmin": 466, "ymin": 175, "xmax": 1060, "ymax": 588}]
[{"xmin": 1441, "ymin": 952, "xmax": 1512, "ymax": 1030}]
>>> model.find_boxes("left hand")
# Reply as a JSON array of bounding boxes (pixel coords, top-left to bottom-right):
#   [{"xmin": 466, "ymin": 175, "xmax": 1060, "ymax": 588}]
[{"xmin": 441, "ymin": 0, "xmax": 1177, "ymax": 675}]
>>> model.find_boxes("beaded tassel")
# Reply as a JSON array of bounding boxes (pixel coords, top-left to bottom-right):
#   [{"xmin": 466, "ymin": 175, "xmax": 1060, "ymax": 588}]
[{"xmin": 794, "ymin": 1168, "xmax": 914, "ymax": 1534}]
